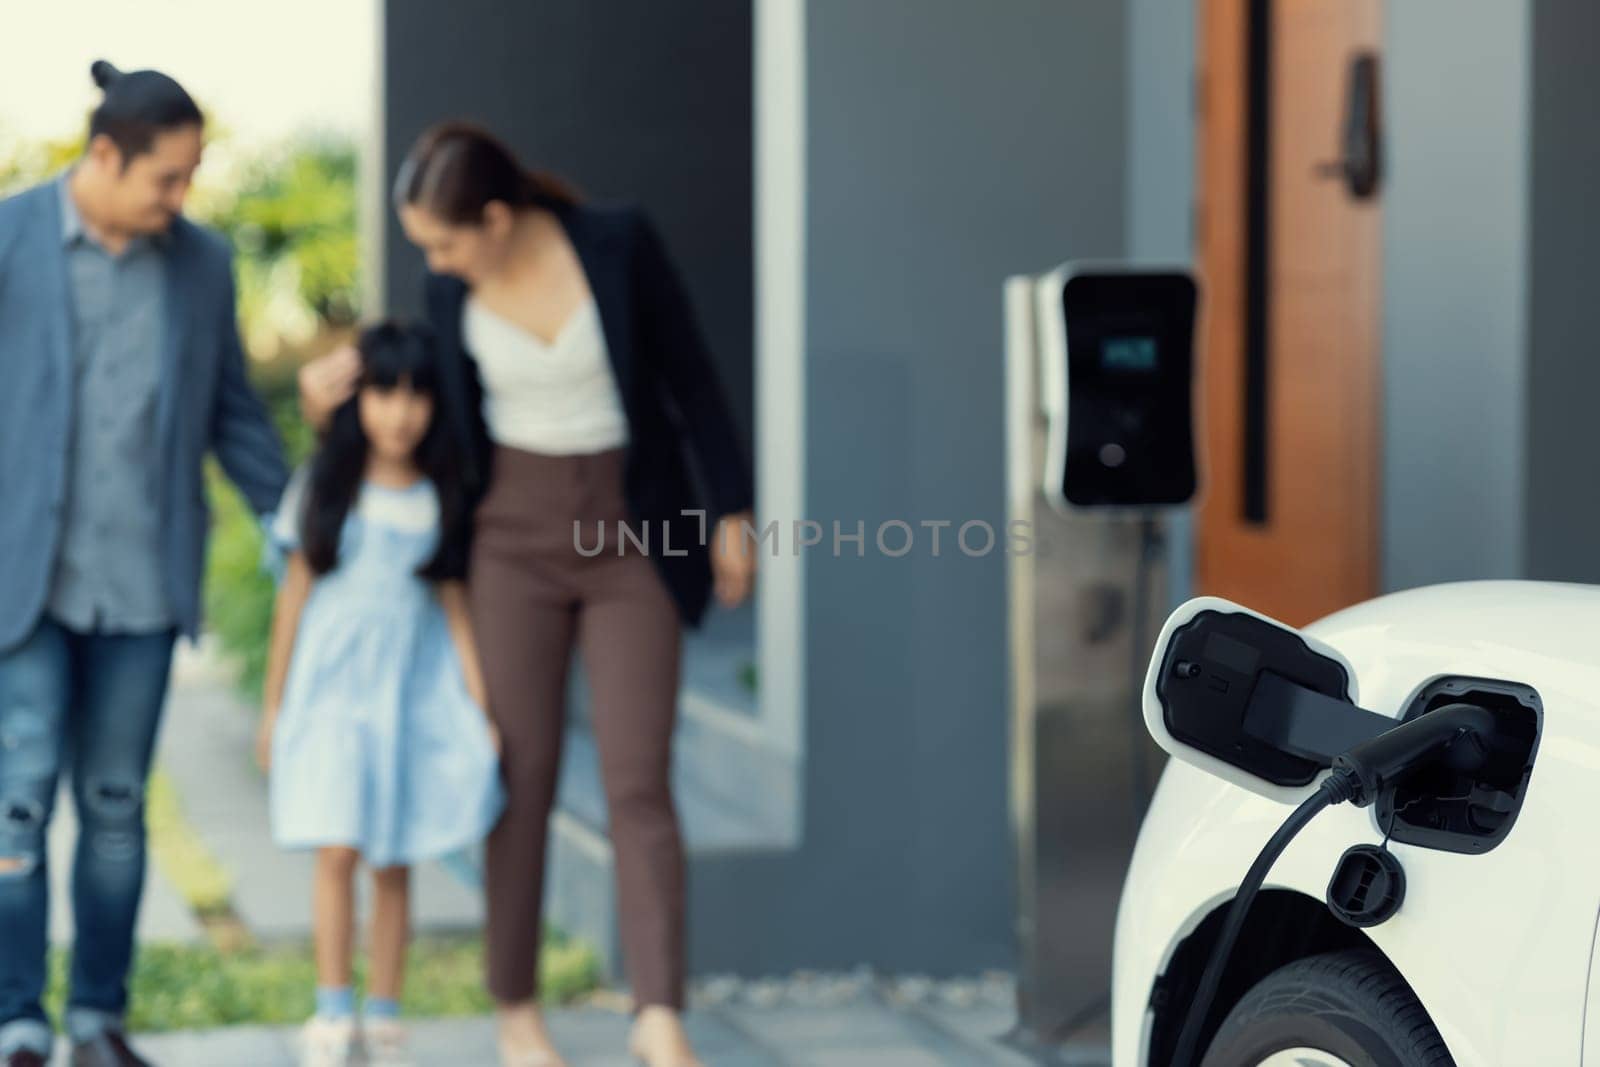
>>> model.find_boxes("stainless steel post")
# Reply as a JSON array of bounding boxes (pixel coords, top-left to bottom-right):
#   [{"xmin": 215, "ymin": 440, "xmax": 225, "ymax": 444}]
[{"xmin": 1004, "ymin": 274, "xmax": 1170, "ymax": 1050}]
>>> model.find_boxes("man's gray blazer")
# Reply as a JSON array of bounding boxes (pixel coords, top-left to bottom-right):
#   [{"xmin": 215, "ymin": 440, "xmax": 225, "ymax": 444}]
[{"xmin": 0, "ymin": 178, "xmax": 289, "ymax": 653}]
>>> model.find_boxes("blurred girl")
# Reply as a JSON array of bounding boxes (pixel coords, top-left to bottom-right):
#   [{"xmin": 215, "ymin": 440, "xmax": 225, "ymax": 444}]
[{"xmin": 259, "ymin": 322, "xmax": 505, "ymax": 1067}]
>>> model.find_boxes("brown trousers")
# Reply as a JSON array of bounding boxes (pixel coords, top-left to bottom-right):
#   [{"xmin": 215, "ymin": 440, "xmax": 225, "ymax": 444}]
[{"xmin": 469, "ymin": 445, "xmax": 686, "ymax": 1010}]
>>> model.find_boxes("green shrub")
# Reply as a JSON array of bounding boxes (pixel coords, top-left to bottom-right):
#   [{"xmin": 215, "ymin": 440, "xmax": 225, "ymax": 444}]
[{"xmin": 202, "ymin": 381, "xmax": 315, "ymax": 702}]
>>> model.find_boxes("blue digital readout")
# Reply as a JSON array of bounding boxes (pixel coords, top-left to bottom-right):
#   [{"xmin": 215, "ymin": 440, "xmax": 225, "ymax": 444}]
[{"xmin": 1102, "ymin": 336, "xmax": 1158, "ymax": 373}]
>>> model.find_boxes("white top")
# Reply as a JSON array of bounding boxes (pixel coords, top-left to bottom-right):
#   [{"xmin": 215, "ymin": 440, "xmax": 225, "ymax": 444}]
[{"xmin": 462, "ymin": 295, "xmax": 630, "ymax": 455}]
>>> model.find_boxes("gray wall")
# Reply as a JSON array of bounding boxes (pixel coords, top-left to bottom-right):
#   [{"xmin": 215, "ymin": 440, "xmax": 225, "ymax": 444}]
[
  {"xmin": 1381, "ymin": 0, "xmax": 1532, "ymax": 590},
  {"xmin": 1383, "ymin": 0, "xmax": 1600, "ymax": 590},
  {"xmin": 1127, "ymin": 0, "xmax": 1195, "ymax": 265},
  {"xmin": 1126, "ymin": 0, "xmax": 1196, "ymax": 605},
  {"xmin": 1523, "ymin": 0, "xmax": 1600, "ymax": 582},
  {"xmin": 380, "ymin": 0, "xmax": 755, "ymax": 452},
  {"xmin": 794, "ymin": 0, "xmax": 1127, "ymax": 972}
]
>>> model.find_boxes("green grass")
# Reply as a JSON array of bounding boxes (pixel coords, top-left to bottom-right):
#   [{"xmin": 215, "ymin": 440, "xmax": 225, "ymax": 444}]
[{"xmin": 44, "ymin": 934, "xmax": 600, "ymax": 1033}]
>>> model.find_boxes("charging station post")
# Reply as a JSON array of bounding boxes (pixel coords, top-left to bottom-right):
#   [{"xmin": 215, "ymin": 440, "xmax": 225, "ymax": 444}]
[{"xmin": 1003, "ymin": 266, "xmax": 1197, "ymax": 1049}]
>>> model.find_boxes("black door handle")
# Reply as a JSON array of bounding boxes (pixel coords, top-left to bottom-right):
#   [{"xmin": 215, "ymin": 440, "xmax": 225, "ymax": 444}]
[{"xmin": 1314, "ymin": 52, "xmax": 1382, "ymax": 200}]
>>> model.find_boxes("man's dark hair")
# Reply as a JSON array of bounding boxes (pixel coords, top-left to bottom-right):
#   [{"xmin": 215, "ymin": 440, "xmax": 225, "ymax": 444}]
[{"xmin": 86, "ymin": 60, "xmax": 203, "ymax": 168}]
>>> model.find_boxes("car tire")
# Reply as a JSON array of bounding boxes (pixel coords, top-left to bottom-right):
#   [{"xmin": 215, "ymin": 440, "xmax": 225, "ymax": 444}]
[{"xmin": 1199, "ymin": 949, "xmax": 1453, "ymax": 1067}]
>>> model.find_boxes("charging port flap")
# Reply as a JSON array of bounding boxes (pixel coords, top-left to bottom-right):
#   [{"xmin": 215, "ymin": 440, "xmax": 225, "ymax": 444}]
[{"xmin": 1152, "ymin": 604, "xmax": 1355, "ymax": 790}]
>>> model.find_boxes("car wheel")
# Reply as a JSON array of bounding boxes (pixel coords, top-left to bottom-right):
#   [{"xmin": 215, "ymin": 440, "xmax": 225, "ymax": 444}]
[{"xmin": 1199, "ymin": 949, "xmax": 1452, "ymax": 1067}]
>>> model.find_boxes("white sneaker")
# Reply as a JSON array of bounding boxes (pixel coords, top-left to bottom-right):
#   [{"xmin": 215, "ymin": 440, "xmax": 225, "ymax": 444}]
[
  {"xmin": 300, "ymin": 1015, "xmax": 361, "ymax": 1067},
  {"xmin": 365, "ymin": 1018, "xmax": 414, "ymax": 1067}
]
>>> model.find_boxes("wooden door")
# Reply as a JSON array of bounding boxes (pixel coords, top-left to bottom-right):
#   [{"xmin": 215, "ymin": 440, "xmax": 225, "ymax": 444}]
[{"xmin": 1196, "ymin": 0, "xmax": 1384, "ymax": 627}]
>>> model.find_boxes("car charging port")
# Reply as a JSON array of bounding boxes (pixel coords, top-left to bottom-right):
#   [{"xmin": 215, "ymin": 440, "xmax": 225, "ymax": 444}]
[
  {"xmin": 1375, "ymin": 677, "xmax": 1542, "ymax": 854},
  {"xmin": 1147, "ymin": 606, "xmax": 1548, "ymax": 1065},
  {"xmin": 1168, "ymin": 683, "xmax": 1530, "ymax": 1067}
]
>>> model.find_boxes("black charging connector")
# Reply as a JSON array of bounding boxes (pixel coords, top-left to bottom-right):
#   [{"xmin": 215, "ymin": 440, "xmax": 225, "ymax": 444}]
[
  {"xmin": 1332, "ymin": 702, "xmax": 1495, "ymax": 806},
  {"xmin": 1166, "ymin": 705, "xmax": 1496, "ymax": 1067}
]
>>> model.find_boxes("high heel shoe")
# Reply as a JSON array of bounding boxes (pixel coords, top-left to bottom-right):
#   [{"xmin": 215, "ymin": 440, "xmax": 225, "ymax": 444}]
[
  {"xmin": 627, "ymin": 1042, "xmax": 705, "ymax": 1067},
  {"xmin": 497, "ymin": 1043, "xmax": 565, "ymax": 1067},
  {"xmin": 627, "ymin": 1009, "xmax": 705, "ymax": 1067},
  {"xmin": 495, "ymin": 1004, "xmax": 567, "ymax": 1067}
]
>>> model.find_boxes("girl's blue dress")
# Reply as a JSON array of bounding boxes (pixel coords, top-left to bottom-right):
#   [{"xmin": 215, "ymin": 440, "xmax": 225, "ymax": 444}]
[{"xmin": 267, "ymin": 470, "xmax": 505, "ymax": 867}]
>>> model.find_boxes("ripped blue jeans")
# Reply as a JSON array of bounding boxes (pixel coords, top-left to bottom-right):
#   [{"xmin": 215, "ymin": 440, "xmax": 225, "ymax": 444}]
[{"xmin": 0, "ymin": 618, "xmax": 174, "ymax": 1054}]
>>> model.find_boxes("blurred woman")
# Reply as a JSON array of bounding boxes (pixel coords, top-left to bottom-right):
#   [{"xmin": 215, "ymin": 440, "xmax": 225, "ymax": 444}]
[{"xmin": 298, "ymin": 123, "xmax": 755, "ymax": 1067}]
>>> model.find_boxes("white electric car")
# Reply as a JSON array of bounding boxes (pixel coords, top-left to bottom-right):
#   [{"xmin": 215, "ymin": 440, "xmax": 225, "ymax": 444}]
[{"xmin": 1113, "ymin": 581, "xmax": 1600, "ymax": 1066}]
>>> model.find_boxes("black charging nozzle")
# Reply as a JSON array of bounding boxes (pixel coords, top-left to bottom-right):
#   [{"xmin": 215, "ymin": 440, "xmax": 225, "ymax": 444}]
[{"xmin": 1331, "ymin": 702, "xmax": 1496, "ymax": 807}]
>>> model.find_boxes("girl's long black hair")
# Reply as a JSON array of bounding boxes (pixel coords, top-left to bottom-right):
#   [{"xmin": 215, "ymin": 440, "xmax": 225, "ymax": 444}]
[{"xmin": 300, "ymin": 322, "xmax": 470, "ymax": 581}]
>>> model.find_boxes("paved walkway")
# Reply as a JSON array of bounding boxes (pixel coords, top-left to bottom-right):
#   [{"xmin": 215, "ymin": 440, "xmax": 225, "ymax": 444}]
[
  {"xmin": 39, "ymin": 643, "xmax": 1112, "ymax": 1065},
  {"xmin": 79, "ymin": 997, "xmax": 1108, "ymax": 1066}
]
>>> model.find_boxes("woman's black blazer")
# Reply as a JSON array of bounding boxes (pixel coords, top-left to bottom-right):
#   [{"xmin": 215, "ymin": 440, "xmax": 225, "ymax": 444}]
[{"xmin": 425, "ymin": 201, "xmax": 754, "ymax": 629}]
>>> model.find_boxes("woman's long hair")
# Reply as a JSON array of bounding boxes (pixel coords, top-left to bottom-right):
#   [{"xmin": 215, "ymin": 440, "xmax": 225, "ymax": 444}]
[
  {"xmin": 300, "ymin": 322, "xmax": 471, "ymax": 581},
  {"xmin": 391, "ymin": 121, "xmax": 580, "ymax": 224}
]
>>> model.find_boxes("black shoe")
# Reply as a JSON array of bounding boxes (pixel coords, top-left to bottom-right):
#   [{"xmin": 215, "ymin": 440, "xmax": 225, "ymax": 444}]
[
  {"xmin": 71, "ymin": 1030, "xmax": 155, "ymax": 1067},
  {"xmin": 4, "ymin": 1051, "xmax": 47, "ymax": 1067}
]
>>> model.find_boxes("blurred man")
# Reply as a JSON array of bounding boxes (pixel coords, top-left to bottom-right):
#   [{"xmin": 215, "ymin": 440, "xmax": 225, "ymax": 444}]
[{"xmin": 0, "ymin": 61, "xmax": 288, "ymax": 1067}]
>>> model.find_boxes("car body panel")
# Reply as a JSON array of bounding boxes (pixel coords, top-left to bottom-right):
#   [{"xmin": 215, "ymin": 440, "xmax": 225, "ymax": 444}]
[{"xmin": 1114, "ymin": 582, "xmax": 1600, "ymax": 1066}]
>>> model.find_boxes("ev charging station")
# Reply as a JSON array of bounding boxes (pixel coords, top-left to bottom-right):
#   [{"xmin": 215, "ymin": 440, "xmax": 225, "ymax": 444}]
[
  {"xmin": 1003, "ymin": 264, "xmax": 1199, "ymax": 1049},
  {"xmin": 1007, "ymin": 265, "xmax": 1548, "ymax": 1065}
]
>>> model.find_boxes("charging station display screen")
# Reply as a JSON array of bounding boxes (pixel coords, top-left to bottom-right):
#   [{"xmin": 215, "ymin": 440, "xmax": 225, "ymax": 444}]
[
  {"xmin": 1060, "ymin": 272, "xmax": 1197, "ymax": 507},
  {"xmin": 1102, "ymin": 336, "xmax": 1158, "ymax": 373}
]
